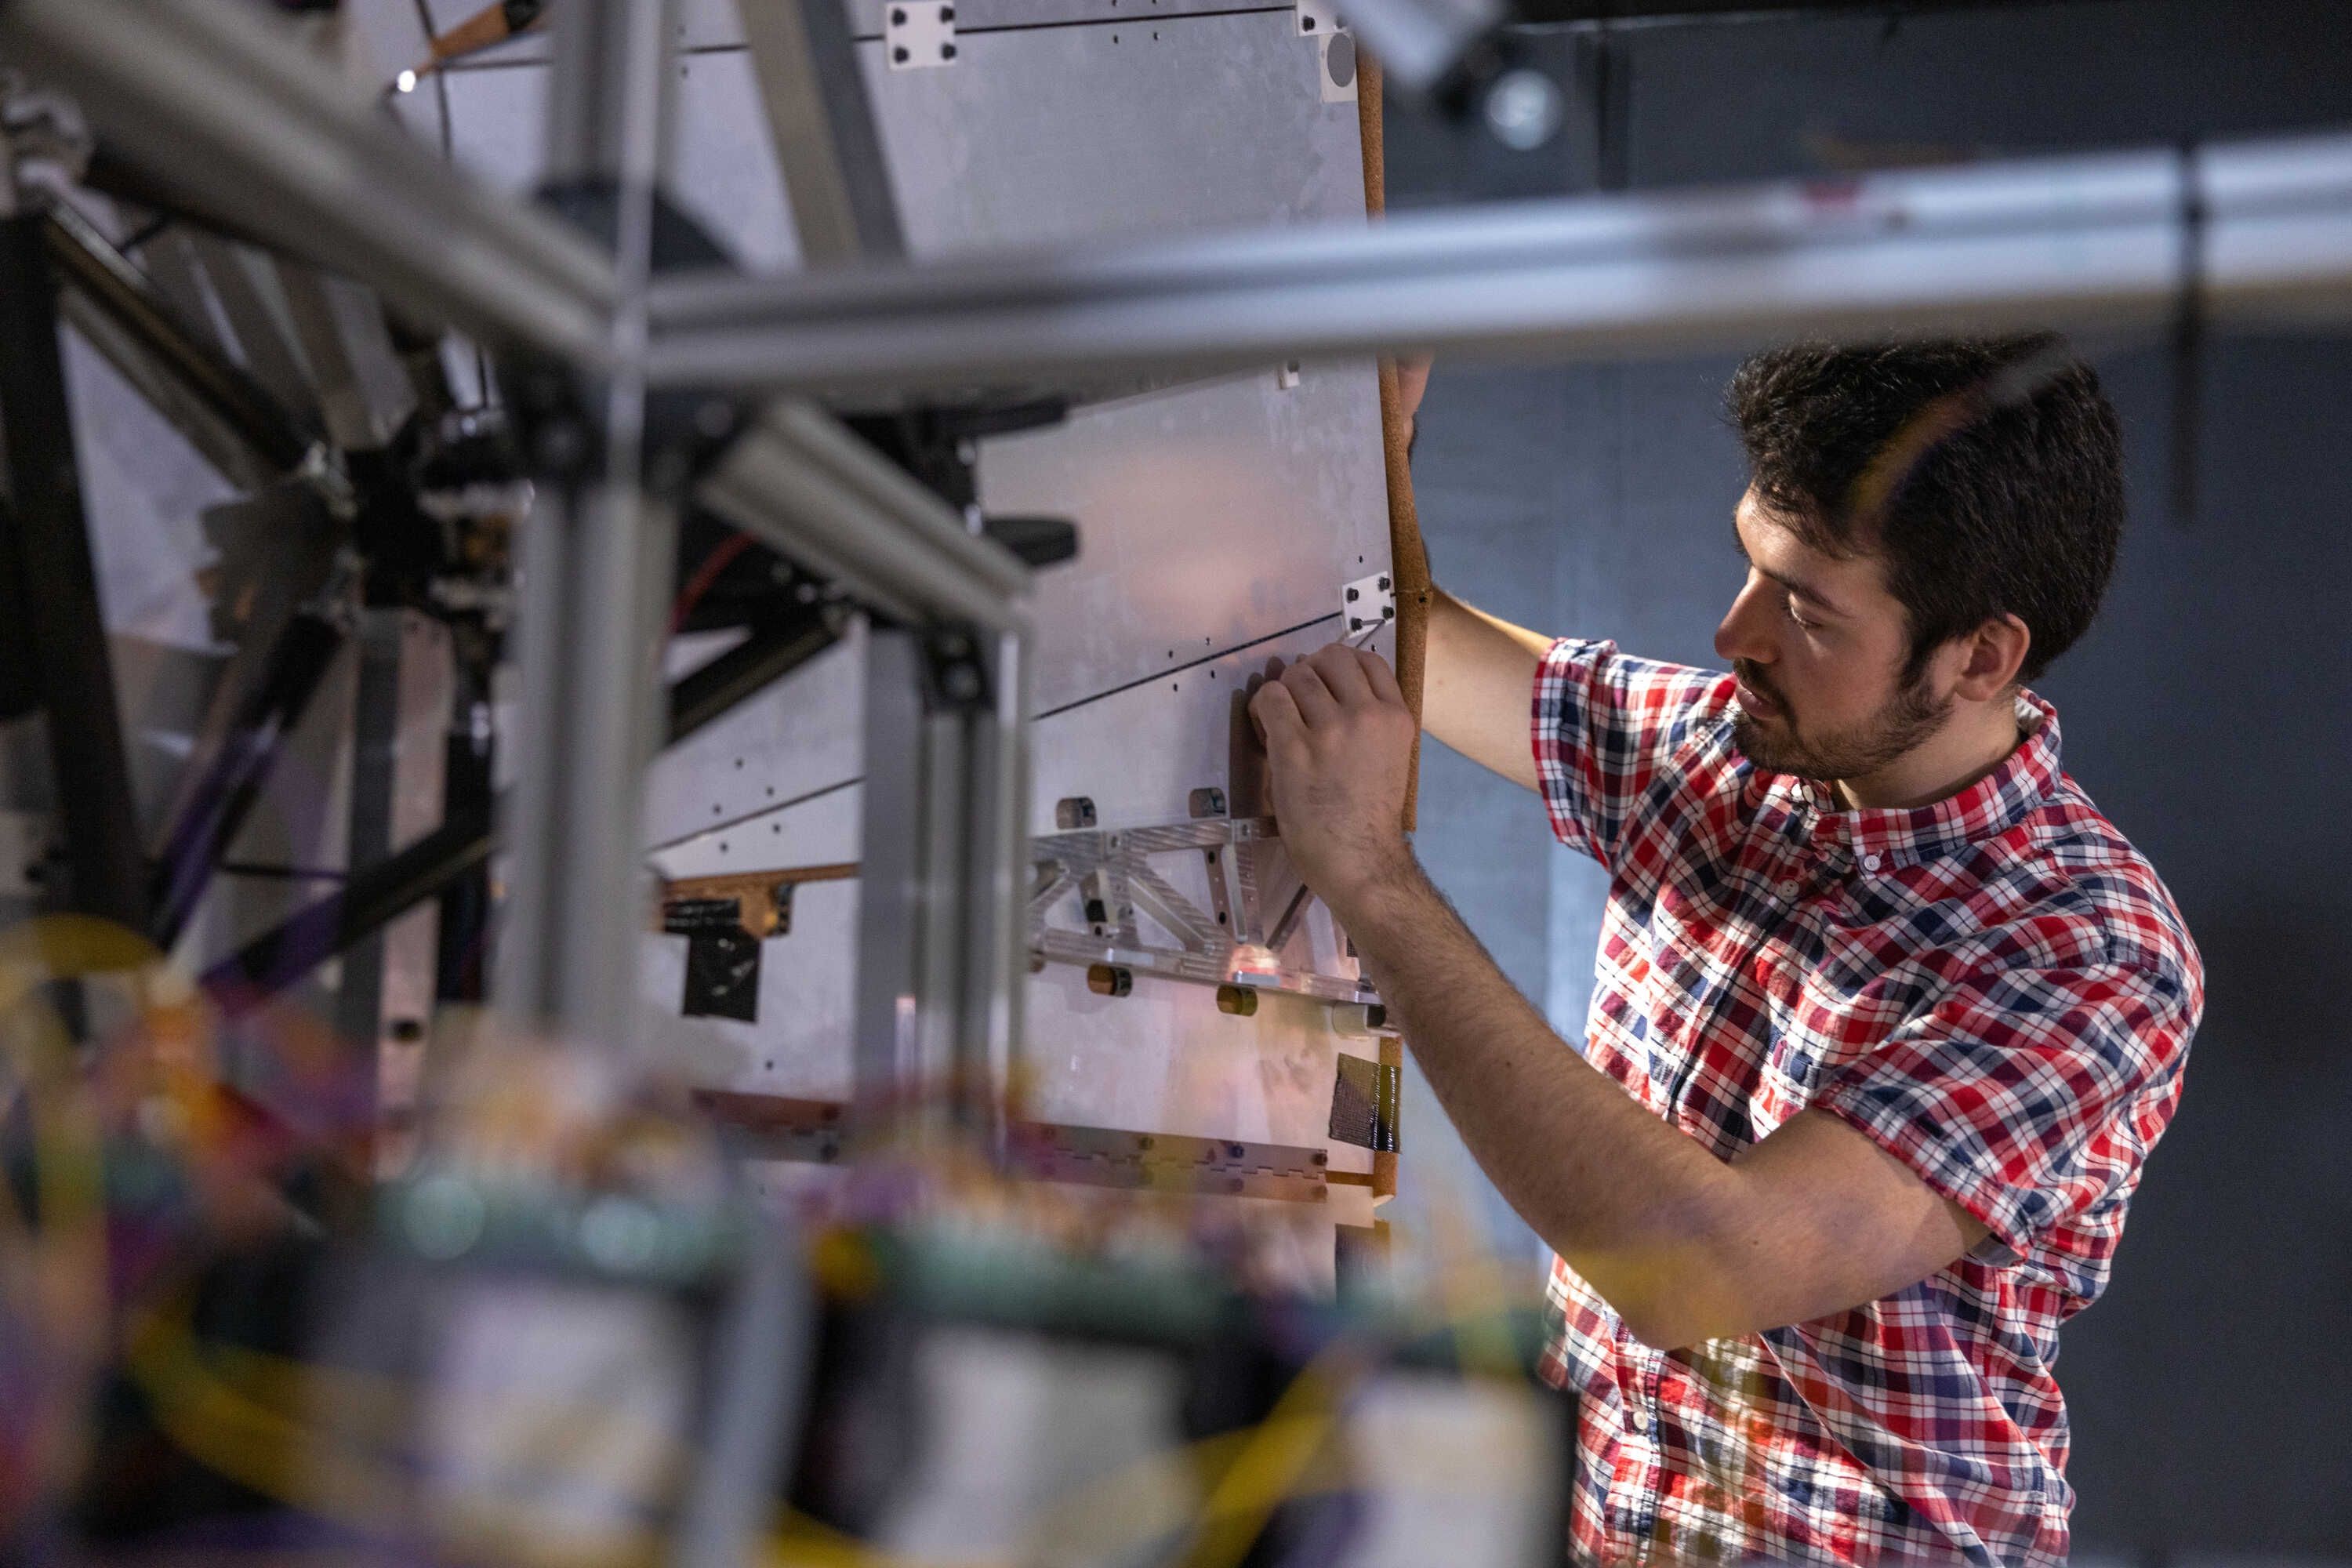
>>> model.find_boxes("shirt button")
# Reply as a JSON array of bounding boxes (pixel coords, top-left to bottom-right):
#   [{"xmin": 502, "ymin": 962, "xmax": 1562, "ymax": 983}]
[
  {"xmin": 1778, "ymin": 880, "xmax": 1800, "ymax": 898},
  {"xmin": 1863, "ymin": 852, "xmax": 1882, "ymax": 871}
]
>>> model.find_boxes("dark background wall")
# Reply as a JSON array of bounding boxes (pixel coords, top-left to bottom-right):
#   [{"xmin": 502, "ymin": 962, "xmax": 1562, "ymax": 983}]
[{"xmin": 1382, "ymin": 2, "xmax": 2352, "ymax": 1557}]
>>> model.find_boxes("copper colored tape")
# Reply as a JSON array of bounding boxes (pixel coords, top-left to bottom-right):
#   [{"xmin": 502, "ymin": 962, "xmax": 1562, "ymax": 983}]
[{"xmin": 1373, "ymin": 1035, "xmax": 1403, "ymax": 1200}]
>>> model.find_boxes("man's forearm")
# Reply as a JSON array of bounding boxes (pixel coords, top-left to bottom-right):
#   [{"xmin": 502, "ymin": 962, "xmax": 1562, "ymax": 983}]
[{"xmin": 1341, "ymin": 852, "xmax": 1755, "ymax": 1347}]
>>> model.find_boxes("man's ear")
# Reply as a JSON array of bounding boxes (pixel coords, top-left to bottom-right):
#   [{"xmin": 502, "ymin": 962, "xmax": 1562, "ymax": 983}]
[{"xmin": 1954, "ymin": 613, "xmax": 2031, "ymax": 700}]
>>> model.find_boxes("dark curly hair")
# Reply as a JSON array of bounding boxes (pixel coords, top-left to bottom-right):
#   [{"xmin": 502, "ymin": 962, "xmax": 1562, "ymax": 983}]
[{"xmin": 1726, "ymin": 335, "xmax": 2125, "ymax": 684}]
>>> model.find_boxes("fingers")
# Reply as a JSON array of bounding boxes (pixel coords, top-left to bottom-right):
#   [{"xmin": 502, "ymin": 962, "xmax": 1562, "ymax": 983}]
[
  {"xmin": 1278, "ymin": 657, "xmax": 1341, "ymax": 726},
  {"xmin": 1306, "ymin": 642, "xmax": 1374, "ymax": 705},
  {"xmin": 1310, "ymin": 641, "xmax": 1409, "ymax": 713},
  {"xmin": 1257, "ymin": 645, "xmax": 1411, "ymax": 736},
  {"xmin": 1249, "ymin": 670, "xmax": 1302, "ymax": 734},
  {"xmin": 1357, "ymin": 646, "xmax": 1406, "ymax": 706}
]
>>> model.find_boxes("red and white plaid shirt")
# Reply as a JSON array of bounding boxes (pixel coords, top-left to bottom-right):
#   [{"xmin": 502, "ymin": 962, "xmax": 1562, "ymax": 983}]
[{"xmin": 1530, "ymin": 639, "xmax": 2201, "ymax": 1567}]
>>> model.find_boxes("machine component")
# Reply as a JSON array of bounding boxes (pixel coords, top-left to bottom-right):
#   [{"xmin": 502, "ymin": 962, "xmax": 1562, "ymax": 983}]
[
  {"xmin": 1031, "ymin": 814, "xmax": 1379, "ymax": 1007},
  {"xmin": 659, "ymin": 864, "xmax": 860, "ymax": 941},
  {"xmin": 666, "ymin": 897, "xmax": 764, "ymax": 1022}
]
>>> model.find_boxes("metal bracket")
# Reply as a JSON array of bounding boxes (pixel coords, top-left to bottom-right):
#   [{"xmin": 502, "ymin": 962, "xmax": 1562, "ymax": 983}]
[
  {"xmin": 1294, "ymin": 0, "xmax": 1346, "ymax": 37},
  {"xmin": 1030, "ymin": 813, "xmax": 1381, "ymax": 1007},
  {"xmin": 691, "ymin": 1093, "xmax": 1331, "ymax": 1204},
  {"xmin": 886, "ymin": 2, "xmax": 958, "ymax": 71},
  {"xmin": 1341, "ymin": 569, "xmax": 1395, "ymax": 641},
  {"xmin": 1013, "ymin": 1123, "xmax": 1328, "ymax": 1203}
]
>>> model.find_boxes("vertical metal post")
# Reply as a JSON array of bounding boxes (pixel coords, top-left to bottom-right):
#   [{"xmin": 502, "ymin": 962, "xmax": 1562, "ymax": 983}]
[
  {"xmin": 966, "ymin": 626, "xmax": 1029, "ymax": 1144},
  {"xmin": 851, "ymin": 622, "xmax": 1029, "ymax": 1148},
  {"xmin": 497, "ymin": 0, "xmax": 679, "ymax": 1046},
  {"xmin": 851, "ymin": 626, "xmax": 929, "ymax": 1127},
  {"xmin": 333, "ymin": 615, "xmax": 450, "ymax": 1173},
  {"xmin": 0, "ymin": 168, "xmax": 148, "ymax": 933}
]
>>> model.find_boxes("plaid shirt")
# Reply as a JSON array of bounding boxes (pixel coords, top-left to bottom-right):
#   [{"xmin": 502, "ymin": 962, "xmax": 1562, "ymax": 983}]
[{"xmin": 1529, "ymin": 639, "xmax": 2201, "ymax": 1567}]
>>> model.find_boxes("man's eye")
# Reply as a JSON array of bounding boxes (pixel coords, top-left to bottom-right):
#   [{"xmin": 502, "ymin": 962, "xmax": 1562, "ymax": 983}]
[{"xmin": 1786, "ymin": 599, "xmax": 1819, "ymax": 632}]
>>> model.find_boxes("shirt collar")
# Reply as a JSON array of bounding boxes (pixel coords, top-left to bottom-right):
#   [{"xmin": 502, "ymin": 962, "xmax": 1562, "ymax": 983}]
[{"xmin": 1751, "ymin": 691, "xmax": 2063, "ymax": 868}]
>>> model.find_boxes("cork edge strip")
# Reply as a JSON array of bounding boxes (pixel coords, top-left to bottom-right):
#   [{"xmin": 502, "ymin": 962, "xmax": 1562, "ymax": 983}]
[{"xmin": 1357, "ymin": 56, "xmax": 1421, "ymax": 1203}]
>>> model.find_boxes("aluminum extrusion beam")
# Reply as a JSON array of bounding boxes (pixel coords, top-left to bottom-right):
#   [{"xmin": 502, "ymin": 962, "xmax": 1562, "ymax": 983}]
[
  {"xmin": 0, "ymin": 0, "xmax": 615, "ymax": 360},
  {"xmin": 697, "ymin": 401, "xmax": 1033, "ymax": 633},
  {"xmin": 738, "ymin": 0, "xmax": 906, "ymax": 265},
  {"xmin": 495, "ymin": 0, "xmax": 677, "ymax": 1048},
  {"xmin": 645, "ymin": 132, "xmax": 2352, "ymax": 394},
  {"xmin": 41, "ymin": 201, "xmax": 315, "ymax": 480}
]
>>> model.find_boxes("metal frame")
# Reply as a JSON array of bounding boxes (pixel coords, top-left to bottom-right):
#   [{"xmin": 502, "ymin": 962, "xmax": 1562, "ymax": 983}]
[{"xmin": 14, "ymin": 0, "xmax": 2352, "ymax": 1156}]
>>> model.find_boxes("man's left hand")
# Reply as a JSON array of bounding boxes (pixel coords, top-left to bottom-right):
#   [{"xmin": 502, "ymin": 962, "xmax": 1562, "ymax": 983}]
[{"xmin": 1247, "ymin": 643, "xmax": 1420, "ymax": 918}]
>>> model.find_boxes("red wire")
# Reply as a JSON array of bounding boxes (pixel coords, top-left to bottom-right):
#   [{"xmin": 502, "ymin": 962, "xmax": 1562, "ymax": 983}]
[{"xmin": 670, "ymin": 531, "xmax": 755, "ymax": 636}]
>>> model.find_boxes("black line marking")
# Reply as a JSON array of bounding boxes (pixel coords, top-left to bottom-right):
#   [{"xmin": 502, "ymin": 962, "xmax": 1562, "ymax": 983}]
[
  {"xmin": 641, "ymin": 609, "xmax": 1343, "ymax": 857},
  {"xmin": 1036, "ymin": 610, "xmax": 1340, "ymax": 720},
  {"xmin": 647, "ymin": 775, "xmax": 861, "ymax": 855}
]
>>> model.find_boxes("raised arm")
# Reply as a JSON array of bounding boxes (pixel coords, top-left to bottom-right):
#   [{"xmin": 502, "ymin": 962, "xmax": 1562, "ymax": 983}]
[{"xmin": 1422, "ymin": 586, "xmax": 1552, "ymax": 792}]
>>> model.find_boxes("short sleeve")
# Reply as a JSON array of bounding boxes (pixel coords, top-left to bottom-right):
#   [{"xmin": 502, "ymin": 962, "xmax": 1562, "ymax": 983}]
[
  {"xmin": 1811, "ymin": 960, "xmax": 2196, "ymax": 1269},
  {"xmin": 1531, "ymin": 638, "xmax": 1733, "ymax": 872}
]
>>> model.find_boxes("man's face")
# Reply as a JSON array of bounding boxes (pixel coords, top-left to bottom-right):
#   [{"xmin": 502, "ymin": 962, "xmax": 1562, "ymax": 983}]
[{"xmin": 1714, "ymin": 488, "xmax": 1952, "ymax": 784}]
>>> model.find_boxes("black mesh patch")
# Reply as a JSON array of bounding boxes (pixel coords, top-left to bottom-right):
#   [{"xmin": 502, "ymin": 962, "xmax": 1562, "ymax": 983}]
[{"xmin": 1328, "ymin": 1053, "xmax": 1399, "ymax": 1152}]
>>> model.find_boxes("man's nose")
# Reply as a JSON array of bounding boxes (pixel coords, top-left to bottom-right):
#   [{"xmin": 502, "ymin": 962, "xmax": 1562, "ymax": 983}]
[{"xmin": 1714, "ymin": 579, "xmax": 1776, "ymax": 666}]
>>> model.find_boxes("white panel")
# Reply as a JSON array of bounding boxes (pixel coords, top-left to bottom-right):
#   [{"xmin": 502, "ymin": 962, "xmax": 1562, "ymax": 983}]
[{"xmin": 863, "ymin": 11, "xmax": 1366, "ymax": 255}]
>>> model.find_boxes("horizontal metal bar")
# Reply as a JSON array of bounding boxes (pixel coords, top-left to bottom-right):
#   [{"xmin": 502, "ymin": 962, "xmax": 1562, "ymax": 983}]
[
  {"xmin": 698, "ymin": 401, "xmax": 1032, "ymax": 632},
  {"xmin": 41, "ymin": 201, "xmax": 316, "ymax": 477},
  {"xmin": 0, "ymin": 0, "xmax": 615, "ymax": 359},
  {"xmin": 646, "ymin": 132, "xmax": 2352, "ymax": 394}
]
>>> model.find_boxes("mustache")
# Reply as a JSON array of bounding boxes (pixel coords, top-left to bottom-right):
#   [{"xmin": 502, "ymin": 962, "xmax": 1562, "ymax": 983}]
[{"xmin": 1732, "ymin": 659, "xmax": 1784, "ymax": 709}]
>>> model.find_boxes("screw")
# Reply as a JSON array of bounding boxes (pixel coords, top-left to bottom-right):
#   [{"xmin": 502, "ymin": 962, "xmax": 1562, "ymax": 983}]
[
  {"xmin": 941, "ymin": 41, "xmax": 956, "ymax": 57},
  {"xmin": 389, "ymin": 1018, "xmax": 425, "ymax": 1043},
  {"xmin": 941, "ymin": 4, "xmax": 955, "ymax": 16},
  {"xmin": 1345, "ymin": 586, "xmax": 1359, "ymax": 601},
  {"xmin": 893, "ymin": 44, "xmax": 909, "ymax": 61},
  {"xmin": 891, "ymin": 5, "xmax": 906, "ymax": 20},
  {"xmin": 1301, "ymin": 13, "xmax": 1316, "ymax": 28}
]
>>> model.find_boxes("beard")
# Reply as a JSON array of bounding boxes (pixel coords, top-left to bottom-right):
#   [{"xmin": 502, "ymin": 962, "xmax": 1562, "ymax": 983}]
[{"xmin": 1730, "ymin": 657, "xmax": 1952, "ymax": 784}]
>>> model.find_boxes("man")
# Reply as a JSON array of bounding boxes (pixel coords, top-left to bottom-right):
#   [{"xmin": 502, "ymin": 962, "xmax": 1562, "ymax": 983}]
[{"xmin": 1250, "ymin": 338, "xmax": 2201, "ymax": 1566}]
